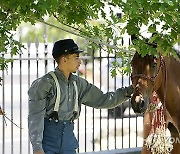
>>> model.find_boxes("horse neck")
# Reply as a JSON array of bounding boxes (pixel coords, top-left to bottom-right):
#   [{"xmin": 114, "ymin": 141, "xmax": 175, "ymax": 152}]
[{"xmin": 157, "ymin": 56, "xmax": 180, "ymax": 109}]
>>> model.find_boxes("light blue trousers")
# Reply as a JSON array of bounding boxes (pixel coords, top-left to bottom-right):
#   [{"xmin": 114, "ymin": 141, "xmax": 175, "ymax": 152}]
[{"xmin": 42, "ymin": 119, "xmax": 78, "ymax": 154}]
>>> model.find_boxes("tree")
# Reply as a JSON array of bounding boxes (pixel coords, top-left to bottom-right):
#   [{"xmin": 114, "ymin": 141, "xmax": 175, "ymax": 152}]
[{"xmin": 0, "ymin": 0, "xmax": 179, "ymax": 81}]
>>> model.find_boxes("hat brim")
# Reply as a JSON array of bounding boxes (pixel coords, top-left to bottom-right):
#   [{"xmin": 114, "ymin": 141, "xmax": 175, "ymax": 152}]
[{"xmin": 73, "ymin": 49, "xmax": 83, "ymax": 53}]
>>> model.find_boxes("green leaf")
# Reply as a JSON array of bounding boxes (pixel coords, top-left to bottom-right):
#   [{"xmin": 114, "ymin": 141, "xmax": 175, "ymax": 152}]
[
  {"xmin": 148, "ymin": 24, "xmax": 156, "ymax": 33},
  {"xmin": 0, "ymin": 0, "xmax": 178, "ymax": 79}
]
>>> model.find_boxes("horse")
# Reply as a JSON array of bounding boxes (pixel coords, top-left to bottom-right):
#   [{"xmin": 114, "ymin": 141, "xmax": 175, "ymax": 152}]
[{"xmin": 130, "ymin": 51, "xmax": 180, "ymax": 154}]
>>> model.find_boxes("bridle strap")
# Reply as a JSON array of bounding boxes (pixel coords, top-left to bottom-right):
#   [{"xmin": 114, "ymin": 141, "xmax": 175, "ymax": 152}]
[{"xmin": 161, "ymin": 57, "xmax": 167, "ymax": 116}]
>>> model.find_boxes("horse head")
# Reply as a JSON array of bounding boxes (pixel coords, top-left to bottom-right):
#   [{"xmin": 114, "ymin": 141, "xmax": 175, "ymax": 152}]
[{"xmin": 130, "ymin": 35, "xmax": 165, "ymax": 114}]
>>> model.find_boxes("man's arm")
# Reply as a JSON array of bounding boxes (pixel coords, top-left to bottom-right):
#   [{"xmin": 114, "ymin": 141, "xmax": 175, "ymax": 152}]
[
  {"xmin": 28, "ymin": 99, "xmax": 46, "ymax": 152},
  {"xmin": 28, "ymin": 76, "xmax": 53, "ymax": 152},
  {"xmin": 78, "ymin": 77, "xmax": 133, "ymax": 109}
]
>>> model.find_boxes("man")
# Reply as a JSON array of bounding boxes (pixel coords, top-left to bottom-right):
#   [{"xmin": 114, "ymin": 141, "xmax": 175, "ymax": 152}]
[{"xmin": 28, "ymin": 39, "xmax": 133, "ymax": 154}]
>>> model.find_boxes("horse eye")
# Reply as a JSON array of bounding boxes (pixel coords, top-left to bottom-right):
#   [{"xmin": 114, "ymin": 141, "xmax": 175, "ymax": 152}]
[{"xmin": 152, "ymin": 62, "xmax": 157, "ymax": 68}]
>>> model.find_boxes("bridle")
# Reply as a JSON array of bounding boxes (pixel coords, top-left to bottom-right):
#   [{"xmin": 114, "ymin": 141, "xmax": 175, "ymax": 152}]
[
  {"xmin": 131, "ymin": 56, "xmax": 167, "ymax": 114},
  {"xmin": 131, "ymin": 56, "xmax": 164, "ymax": 83}
]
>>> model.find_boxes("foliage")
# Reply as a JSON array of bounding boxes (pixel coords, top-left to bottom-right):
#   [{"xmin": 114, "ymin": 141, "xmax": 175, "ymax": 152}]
[
  {"xmin": 19, "ymin": 17, "xmax": 78, "ymax": 43},
  {"xmin": 0, "ymin": 0, "xmax": 179, "ymax": 80}
]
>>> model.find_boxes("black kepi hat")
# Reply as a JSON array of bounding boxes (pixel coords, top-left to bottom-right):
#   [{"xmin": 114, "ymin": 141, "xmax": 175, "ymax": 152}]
[{"xmin": 52, "ymin": 39, "xmax": 83, "ymax": 58}]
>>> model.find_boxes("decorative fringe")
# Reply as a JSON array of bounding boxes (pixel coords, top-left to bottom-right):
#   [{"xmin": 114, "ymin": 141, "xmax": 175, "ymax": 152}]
[
  {"xmin": 144, "ymin": 92, "xmax": 173, "ymax": 154},
  {"xmin": 145, "ymin": 127, "xmax": 173, "ymax": 154}
]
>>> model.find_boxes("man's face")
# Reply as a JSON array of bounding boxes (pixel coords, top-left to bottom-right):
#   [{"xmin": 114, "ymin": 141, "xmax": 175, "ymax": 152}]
[{"xmin": 65, "ymin": 53, "xmax": 82, "ymax": 73}]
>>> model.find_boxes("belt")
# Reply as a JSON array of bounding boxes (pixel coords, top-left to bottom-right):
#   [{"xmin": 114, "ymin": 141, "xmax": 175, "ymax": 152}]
[
  {"xmin": 45, "ymin": 118, "xmax": 72, "ymax": 124},
  {"xmin": 48, "ymin": 111, "xmax": 77, "ymax": 123}
]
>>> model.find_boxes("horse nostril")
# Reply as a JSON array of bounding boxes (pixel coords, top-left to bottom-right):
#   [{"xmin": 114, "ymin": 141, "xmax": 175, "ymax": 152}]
[
  {"xmin": 140, "ymin": 100, "xmax": 145, "ymax": 109},
  {"xmin": 139, "ymin": 99, "xmax": 147, "ymax": 113},
  {"xmin": 135, "ymin": 86, "xmax": 139, "ymax": 92}
]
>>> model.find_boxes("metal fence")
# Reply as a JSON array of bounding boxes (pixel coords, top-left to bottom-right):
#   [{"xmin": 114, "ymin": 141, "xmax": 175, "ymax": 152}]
[{"xmin": 0, "ymin": 37, "xmax": 143, "ymax": 154}]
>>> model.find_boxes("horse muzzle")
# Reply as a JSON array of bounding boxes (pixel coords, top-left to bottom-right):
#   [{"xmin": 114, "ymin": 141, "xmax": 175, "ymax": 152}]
[{"xmin": 130, "ymin": 94, "xmax": 148, "ymax": 114}]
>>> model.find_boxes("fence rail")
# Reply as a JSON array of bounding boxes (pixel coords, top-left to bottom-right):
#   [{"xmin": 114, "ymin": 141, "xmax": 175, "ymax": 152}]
[{"xmin": 0, "ymin": 39, "xmax": 143, "ymax": 154}]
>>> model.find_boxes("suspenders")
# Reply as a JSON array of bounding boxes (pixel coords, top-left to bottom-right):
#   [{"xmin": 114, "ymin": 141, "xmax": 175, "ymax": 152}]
[
  {"xmin": 73, "ymin": 81, "xmax": 79, "ymax": 113},
  {"xmin": 48, "ymin": 71, "xmax": 79, "ymax": 123},
  {"xmin": 49, "ymin": 71, "xmax": 61, "ymax": 112},
  {"xmin": 70, "ymin": 81, "xmax": 79, "ymax": 122}
]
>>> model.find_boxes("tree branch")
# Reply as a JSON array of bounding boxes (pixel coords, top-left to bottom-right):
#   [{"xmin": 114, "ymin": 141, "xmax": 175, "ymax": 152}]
[{"xmin": 35, "ymin": 18, "xmax": 133, "ymax": 53}]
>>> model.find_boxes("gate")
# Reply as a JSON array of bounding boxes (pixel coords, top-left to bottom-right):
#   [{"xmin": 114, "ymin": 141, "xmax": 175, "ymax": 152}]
[{"xmin": 0, "ymin": 37, "xmax": 143, "ymax": 154}]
